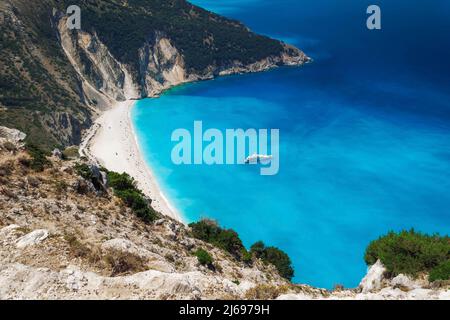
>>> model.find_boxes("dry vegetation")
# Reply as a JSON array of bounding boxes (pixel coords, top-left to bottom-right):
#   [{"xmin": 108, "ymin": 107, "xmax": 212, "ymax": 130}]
[{"xmin": 0, "ymin": 142, "xmax": 288, "ymax": 299}]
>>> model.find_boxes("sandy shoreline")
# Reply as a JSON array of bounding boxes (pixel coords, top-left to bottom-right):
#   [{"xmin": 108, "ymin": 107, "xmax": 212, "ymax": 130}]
[{"xmin": 81, "ymin": 100, "xmax": 183, "ymax": 222}]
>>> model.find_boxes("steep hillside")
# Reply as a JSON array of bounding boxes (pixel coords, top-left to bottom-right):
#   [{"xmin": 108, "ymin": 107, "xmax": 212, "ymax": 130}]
[
  {"xmin": 0, "ymin": 0, "xmax": 92, "ymax": 149},
  {"xmin": 0, "ymin": 128, "xmax": 291, "ymax": 299},
  {"xmin": 0, "ymin": 129, "xmax": 448, "ymax": 299},
  {"xmin": 0, "ymin": 0, "xmax": 309, "ymax": 150}
]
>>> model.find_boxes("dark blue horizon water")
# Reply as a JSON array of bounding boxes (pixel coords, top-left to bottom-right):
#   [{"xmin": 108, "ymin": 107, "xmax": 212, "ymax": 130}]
[{"xmin": 133, "ymin": 0, "xmax": 450, "ymax": 288}]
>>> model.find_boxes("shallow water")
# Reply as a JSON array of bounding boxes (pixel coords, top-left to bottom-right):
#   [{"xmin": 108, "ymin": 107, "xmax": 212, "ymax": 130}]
[{"xmin": 132, "ymin": 0, "xmax": 450, "ymax": 288}]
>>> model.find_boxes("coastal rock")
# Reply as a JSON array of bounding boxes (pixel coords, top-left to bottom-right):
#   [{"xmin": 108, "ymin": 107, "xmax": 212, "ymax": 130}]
[
  {"xmin": 16, "ymin": 230, "xmax": 49, "ymax": 249},
  {"xmin": 391, "ymin": 274, "xmax": 416, "ymax": 290},
  {"xmin": 0, "ymin": 263, "xmax": 245, "ymax": 300},
  {"xmin": 139, "ymin": 32, "xmax": 189, "ymax": 97},
  {"xmin": 0, "ymin": 126, "xmax": 26, "ymax": 148},
  {"xmin": 358, "ymin": 260, "xmax": 386, "ymax": 293},
  {"xmin": 73, "ymin": 178, "xmax": 96, "ymax": 195},
  {"xmin": 0, "ymin": 225, "xmax": 21, "ymax": 244},
  {"xmin": 56, "ymin": 16, "xmax": 137, "ymax": 109},
  {"xmin": 52, "ymin": 148, "xmax": 63, "ymax": 159},
  {"xmin": 179, "ymin": 238, "xmax": 196, "ymax": 251},
  {"xmin": 63, "ymin": 267, "xmax": 88, "ymax": 292},
  {"xmin": 101, "ymin": 238, "xmax": 174, "ymax": 273},
  {"xmin": 101, "ymin": 238, "xmax": 154, "ymax": 259},
  {"xmin": 88, "ymin": 164, "xmax": 108, "ymax": 191}
]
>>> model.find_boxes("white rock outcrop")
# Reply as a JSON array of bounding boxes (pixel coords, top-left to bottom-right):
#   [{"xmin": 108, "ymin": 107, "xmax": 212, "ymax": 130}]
[
  {"xmin": 0, "ymin": 225, "xmax": 20, "ymax": 244},
  {"xmin": 0, "ymin": 263, "xmax": 244, "ymax": 300},
  {"xmin": 391, "ymin": 274, "xmax": 416, "ymax": 290},
  {"xmin": 0, "ymin": 126, "xmax": 26, "ymax": 147},
  {"xmin": 16, "ymin": 230, "xmax": 49, "ymax": 249},
  {"xmin": 101, "ymin": 238, "xmax": 175, "ymax": 273},
  {"xmin": 358, "ymin": 259, "xmax": 386, "ymax": 293}
]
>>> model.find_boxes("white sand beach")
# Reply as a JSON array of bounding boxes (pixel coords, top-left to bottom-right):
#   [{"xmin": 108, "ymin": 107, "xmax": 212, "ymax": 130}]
[{"xmin": 81, "ymin": 100, "xmax": 182, "ymax": 222}]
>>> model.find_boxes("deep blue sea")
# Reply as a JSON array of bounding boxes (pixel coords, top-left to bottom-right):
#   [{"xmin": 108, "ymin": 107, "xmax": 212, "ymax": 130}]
[{"xmin": 132, "ymin": 0, "xmax": 450, "ymax": 288}]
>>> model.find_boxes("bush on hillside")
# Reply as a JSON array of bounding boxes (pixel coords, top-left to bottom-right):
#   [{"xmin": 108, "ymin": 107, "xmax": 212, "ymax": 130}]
[
  {"xmin": 74, "ymin": 163, "xmax": 93, "ymax": 181},
  {"xmin": 429, "ymin": 260, "xmax": 450, "ymax": 282},
  {"xmin": 107, "ymin": 171, "xmax": 158, "ymax": 223},
  {"xmin": 25, "ymin": 143, "xmax": 51, "ymax": 171},
  {"xmin": 62, "ymin": 146, "xmax": 79, "ymax": 159},
  {"xmin": 107, "ymin": 171, "xmax": 136, "ymax": 191},
  {"xmin": 365, "ymin": 229, "xmax": 450, "ymax": 281},
  {"xmin": 241, "ymin": 248, "xmax": 253, "ymax": 265},
  {"xmin": 189, "ymin": 220, "xmax": 294, "ymax": 280},
  {"xmin": 250, "ymin": 241, "xmax": 294, "ymax": 281},
  {"xmin": 189, "ymin": 219, "xmax": 246, "ymax": 259},
  {"xmin": 195, "ymin": 248, "xmax": 214, "ymax": 267}
]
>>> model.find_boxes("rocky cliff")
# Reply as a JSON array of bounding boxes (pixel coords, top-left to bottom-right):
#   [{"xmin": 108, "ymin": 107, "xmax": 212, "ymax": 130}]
[
  {"xmin": 0, "ymin": 129, "xmax": 289, "ymax": 299},
  {"xmin": 0, "ymin": 0, "xmax": 309, "ymax": 149},
  {"xmin": 54, "ymin": 9, "xmax": 308, "ymax": 103}
]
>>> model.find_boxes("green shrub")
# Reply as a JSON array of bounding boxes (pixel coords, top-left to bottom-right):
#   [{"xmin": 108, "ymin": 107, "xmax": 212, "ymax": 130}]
[
  {"xmin": 365, "ymin": 229, "xmax": 450, "ymax": 279},
  {"xmin": 74, "ymin": 163, "xmax": 93, "ymax": 180},
  {"xmin": 107, "ymin": 171, "xmax": 158, "ymax": 223},
  {"xmin": 25, "ymin": 143, "xmax": 51, "ymax": 171},
  {"xmin": 62, "ymin": 146, "xmax": 79, "ymax": 159},
  {"xmin": 189, "ymin": 220, "xmax": 294, "ymax": 280},
  {"xmin": 250, "ymin": 241, "xmax": 294, "ymax": 281},
  {"xmin": 241, "ymin": 248, "xmax": 253, "ymax": 265},
  {"xmin": 249, "ymin": 241, "xmax": 265, "ymax": 258},
  {"xmin": 189, "ymin": 219, "xmax": 245, "ymax": 259},
  {"xmin": 429, "ymin": 260, "xmax": 450, "ymax": 282},
  {"xmin": 107, "ymin": 171, "xmax": 136, "ymax": 191},
  {"xmin": 195, "ymin": 248, "xmax": 213, "ymax": 266}
]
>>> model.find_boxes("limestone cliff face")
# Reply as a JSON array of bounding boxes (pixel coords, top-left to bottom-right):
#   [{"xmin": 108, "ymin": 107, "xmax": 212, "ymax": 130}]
[
  {"xmin": 54, "ymin": 12, "xmax": 309, "ymax": 108},
  {"xmin": 137, "ymin": 31, "xmax": 192, "ymax": 97},
  {"xmin": 56, "ymin": 14, "xmax": 192, "ymax": 104},
  {"xmin": 216, "ymin": 44, "xmax": 309, "ymax": 76},
  {"xmin": 56, "ymin": 15, "xmax": 139, "ymax": 110}
]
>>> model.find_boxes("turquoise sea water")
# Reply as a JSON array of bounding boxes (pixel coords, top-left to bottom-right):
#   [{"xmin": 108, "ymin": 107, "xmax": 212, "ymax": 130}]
[{"xmin": 132, "ymin": 0, "xmax": 450, "ymax": 288}]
